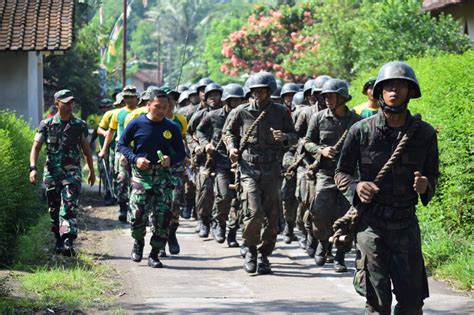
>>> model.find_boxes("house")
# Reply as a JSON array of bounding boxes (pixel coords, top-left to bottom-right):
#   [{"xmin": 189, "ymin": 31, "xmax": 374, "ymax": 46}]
[
  {"xmin": 423, "ymin": 0, "xmax": 474, "ymax": 40},
  {"xmin": 0, "ymin": 0, "xmax": 74, "ymax": 127},
  {"xmin": 131, "ymin": 69, "xmax": 161, "ymax": 92}
]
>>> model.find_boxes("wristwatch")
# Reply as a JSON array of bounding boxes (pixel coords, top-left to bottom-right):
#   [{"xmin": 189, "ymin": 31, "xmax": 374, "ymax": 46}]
[{"xmin": 29, "ymin": 166, "xmax": 37, "ymax": 172}]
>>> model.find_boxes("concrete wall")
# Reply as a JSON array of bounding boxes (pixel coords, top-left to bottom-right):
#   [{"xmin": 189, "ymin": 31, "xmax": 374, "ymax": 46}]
[{"xmin": 0, "ymin": 51, "xmax": 43, "ymax": 127}]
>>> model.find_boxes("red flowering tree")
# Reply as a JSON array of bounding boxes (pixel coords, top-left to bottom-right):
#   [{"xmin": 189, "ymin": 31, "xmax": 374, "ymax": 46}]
[{"xmin": 220, "ymin": 4, "xmax": 319, "ymax": 82}]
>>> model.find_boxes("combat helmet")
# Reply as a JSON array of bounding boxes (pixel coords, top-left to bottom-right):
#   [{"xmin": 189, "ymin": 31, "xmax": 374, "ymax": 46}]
[
  {"xmin": 292, "ymin": 91, "xmax": 305, "ymax": 107},
  {"xmin": 222, "ymin": 83, "xmax": 244, "ymax": 101},
  {"xmin": 196, "ymin": 77, "xmax": 214, "ymax": 91},
  {"xmin": 280, "ymin": 83, "xmax": 300, "ymax": 97},
  {"xmin": 373, "ymin": 61, "xmax": 421, "ymax": 99},
  {"xmin": 204, "ymin": 83, "xmax": 223, "ymax": 99},
  {"xmin": 321, "ymin": 79, "xmax": 352, "ymax": 101},
  {"xmin": 303, "ymin": 79, "xmax": 316, "ymax": 96},
  {"xmin": 312, "ymin": 75, "xmax": 332, "ymax": 94},
  {"xmin": 247, "ymin": 72, "xmax": 278, "ymax": 93}
]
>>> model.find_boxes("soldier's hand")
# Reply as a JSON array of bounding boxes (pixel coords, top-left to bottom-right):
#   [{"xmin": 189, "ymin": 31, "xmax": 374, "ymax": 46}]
[
  {"xmin": 356, "ymin": 181, "xmax": 380, "ymax": 204},
  {"xmin": 321, "ymin": 146, "xmax": 336, "ymax": 159},
  {"xmin": 413, "ymin": 171, "xmax": 428, "ymax": 194},
  {"xmin": 98, "ymin": 150, "xmax": 107, "ymax": 159},
  {"xmin": 29, "ymin": 170, "xmax": 37, "ymax": 184},
  {"xmin": 88, "ymin": 171, "xmax": 96, "ymax": 187},
  {"xmin": 229, "ymin": 148, "xmax": 239, "ymax": 163},
  {"xmin": 136, "ymin": 157, "xmax": 151, "ymax": 170},
  {"xmin": 205, "ymin": 143, "xmax": 215, "ymax": 154},
  {"xmin": 162, "ymin": 155, "xmax": 171, "ymax": 168},
  {"xmin": 270, "ymin": 128, "xmax": 288, "ymax": 142}
]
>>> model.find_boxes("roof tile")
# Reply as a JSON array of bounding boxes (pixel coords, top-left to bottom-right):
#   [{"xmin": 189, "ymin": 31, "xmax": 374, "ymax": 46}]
[{"xmin": 0, "ymin": 0, "xmax": 74, "ymax": 51}]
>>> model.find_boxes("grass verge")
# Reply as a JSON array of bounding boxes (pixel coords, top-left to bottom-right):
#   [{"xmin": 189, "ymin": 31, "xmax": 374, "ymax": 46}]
[{"xmin": 0, "ymin": 213, "xmax": 120, "ymax": 313}]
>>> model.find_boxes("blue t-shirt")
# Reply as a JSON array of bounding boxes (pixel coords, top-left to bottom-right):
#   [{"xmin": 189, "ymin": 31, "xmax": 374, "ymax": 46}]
[{"xmin": 118, "ymin": 115, "xmax": 185, "ymax": 166}]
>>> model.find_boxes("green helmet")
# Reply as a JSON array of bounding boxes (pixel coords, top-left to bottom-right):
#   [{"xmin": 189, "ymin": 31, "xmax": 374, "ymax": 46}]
[
  {"xmin": 177, "ymin": 85, "xmax": 189, "ymax": 93},
  {"xmin": 280, "ymin": 83, "xmax": 300, "ymax": 97},
  {"xmin": 292, "ymin": 91, "xmax": 305, "ymax": 107},
  {"xmin": 362, "ymin": 76, "xmax": 377, "ymax": 95},
  {"xmin": 188, "ymin": 84, "xmax": 198, "ymax": 96},
  {"xmin": 321, "ymin": 79, "xmax": 352, "ymax": 101},
  {"xmin": 312, "ymin": 75, "xmax": 332, "ymax": 94},
  {"xmin": 222, "ymin": 83, "xmax": 244, "ymax": 101},
  {"xmin": 271, "ymin": 82, "xmax": 282, "ymax": 100},
  {"xmin": 178, "ymin": 90, "xmax": 189, "ymax": 104},
  {"xmin": 373, "ymin": 61, "xmax": 421, "ymax": 99},
  {"xmin": 247, "ymin": 72, "xmax": 277, "ymax": 93}
]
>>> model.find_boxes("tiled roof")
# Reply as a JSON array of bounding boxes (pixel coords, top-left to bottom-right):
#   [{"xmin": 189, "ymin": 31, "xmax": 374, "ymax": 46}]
[
  {"xmin": 423, "ymin": 0, "xmax": 464, "ymax": 11},
  {"xmin": 0, "ymin": 0, "xmax": 74, "ymax": 51}
]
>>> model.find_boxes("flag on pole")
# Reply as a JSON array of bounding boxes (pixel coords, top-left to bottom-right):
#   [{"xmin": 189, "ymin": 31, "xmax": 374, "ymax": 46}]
[{"xmin": 102, "ymin": 2, "xmax": 132, "ymax": 71}]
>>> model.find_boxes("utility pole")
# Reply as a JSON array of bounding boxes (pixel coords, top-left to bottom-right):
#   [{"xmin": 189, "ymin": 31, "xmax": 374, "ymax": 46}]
[
  {"xmin": 157, "ymin": 19, "xmax": 161, "ymax": 84},
  {"xmin": 122, "ymin": 0, "xmax": 127, "ymax": 88}
]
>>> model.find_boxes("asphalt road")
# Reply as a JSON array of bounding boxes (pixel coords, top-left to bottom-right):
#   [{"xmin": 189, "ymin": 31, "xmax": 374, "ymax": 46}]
[{"xmin": 95, "ymin": 214, "xmax": 473, "ymax": 314}]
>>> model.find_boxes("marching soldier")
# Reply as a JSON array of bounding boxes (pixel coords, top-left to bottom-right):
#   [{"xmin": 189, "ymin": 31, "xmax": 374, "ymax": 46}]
[
  {"xmin": 225, "ymin": 72, "xmax": 297, "ymax": 274},
  {"xmin": 334, "ymin": 62, "xmax": 439, "ymax": 314},
  {"xmin": 29, "ymin": 89, "xmax": 95, "ymax": 256},
  {"xmin": 304, "ymin": 79, "xmax": 361, "ymax": 272},
  {"xmin": 118, "ymin": 88, "xmax": 186, "ymax": 268},
  {"xmin": 196, "ymin": 83, "xmax": 243, "ymax": 246}
]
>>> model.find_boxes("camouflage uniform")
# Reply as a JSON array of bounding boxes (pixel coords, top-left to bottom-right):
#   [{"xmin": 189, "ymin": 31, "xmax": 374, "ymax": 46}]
[
  {"xmin": 34, "ymin": 113, "xmax": 88, "ymax": 240},
  {"xmin": 304, "ymin": 107, "xmax": 361, "ymax": 264},
  {"xmin": 335, "ymin": 111, "xmax": 439, "ymax": 314},
  {"xmin": 226, "ymin": 100, "xmax": 297, "ymax": 257},
  {"xmin": 129, "ymin": 166, "xmax": 178, "ymax": 250}
]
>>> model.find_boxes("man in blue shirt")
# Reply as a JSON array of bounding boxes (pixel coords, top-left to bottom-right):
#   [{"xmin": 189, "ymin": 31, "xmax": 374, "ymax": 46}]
[{"xmin": 118, "ymin": 89, "xmax": 186, "ymax": 268}]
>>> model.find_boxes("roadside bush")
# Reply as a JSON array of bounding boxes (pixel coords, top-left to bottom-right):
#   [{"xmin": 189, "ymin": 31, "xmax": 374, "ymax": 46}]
[
  {"xmin": 0, "ymin": 111, "xmax": 45, "ymax": 264},
  {"xmin": 349, "ymin": 51, "xmax": 473, "ymax": 288}
]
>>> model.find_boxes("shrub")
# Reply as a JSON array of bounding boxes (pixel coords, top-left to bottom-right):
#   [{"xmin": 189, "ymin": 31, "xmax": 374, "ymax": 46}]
[
  {"xmin": 349, "ymin": 51, "xmax": 474, "ymax": 287},
  {"xmin": 0, "ymin": 111, "xmax": 45, "ymax": 264}
]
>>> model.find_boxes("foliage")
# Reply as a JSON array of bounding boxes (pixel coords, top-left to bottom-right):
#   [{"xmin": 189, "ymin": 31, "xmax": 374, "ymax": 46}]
[
  {"xmin": 0, "ymin": 111, "xmax": 45, "ymax": 264},
  {"xmin": 219, "ymin": 3, "xmax": 318, "ymax": 82},
  {"xmin": 349, "ymin": 51, "xmax": 474, "ymax": 288},
  {"xmin": 216, "ymin": 0, "xmax": 471, "ymax": 81}
]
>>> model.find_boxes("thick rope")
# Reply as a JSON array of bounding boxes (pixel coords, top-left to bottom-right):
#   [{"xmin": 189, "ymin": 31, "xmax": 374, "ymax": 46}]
[{"xmin": 331, "ymin": 114, "xmax": 422, "ymax": 245}]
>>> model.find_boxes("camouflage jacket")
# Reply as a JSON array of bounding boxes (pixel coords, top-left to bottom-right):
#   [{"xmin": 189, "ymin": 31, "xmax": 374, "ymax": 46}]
[
  {"xmin": 225, "ymin": 101, "xmax": 297, "ymax": 165},
  {"xmin": 34, "ymin": 113, "xmax": 88, "ymax": 179},
  {"xmin": 196, "ymin": 106, "xmax": 232, "ymax": 169},
  {"xmin": 294, "ymin": 104, "xmax": 319, "ymax": 138},
  {"xmin": 304, "ymin": 107, "xmax": 361, "ymax": 172},
  {"xmin": 335, "ymin": 111, "xmax": 439, "ymax": 209}
]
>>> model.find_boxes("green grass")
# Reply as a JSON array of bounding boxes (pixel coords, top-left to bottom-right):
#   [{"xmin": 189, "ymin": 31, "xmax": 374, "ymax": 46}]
[{"xmin": 0, "ymin": 213, "xmax": 119, "ymax": 313}]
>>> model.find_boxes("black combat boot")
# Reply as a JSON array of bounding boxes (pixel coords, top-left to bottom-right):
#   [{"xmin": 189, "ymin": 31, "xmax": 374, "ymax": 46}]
[
  {"xmin": 118, "ymin": 202, "xmax": 128, "ymax": 222},
  {"xmin": 158, "ymin": 249, "xmax": 167, "ymax": 257},
  {"xmin": 62, "ymin": 238, "xmax": 75, "ymax": 257},
  {"xmin": 199, "ymin": 217, "xmax": 210, "ymax": 238},
  {"xmin": 168, "ymin": 225, "xmax": 180, "ymax": 255},
  {"xmin": 283, "ymin": 222, "xmax": 297, "ymax": 244},
  {"xmin": 148, "ymin": 249, "xmax": 163, "ymax": 268},
  {"xmin": 227, "ymin": 227, "xmax": 239, "ymax": 248},
  {"xmin": 306, "ymin": 234, "xmax": 317, "ymax": 258},
  {"xmin": 334, "ymin": 250, "xmax": 347, "ymax": 272},
  {"xmin": 213, "ymin": 223, "xmax": 226, "ymax": 244},
  {"xmin": 54, "ymin": 238, "xmax": 64, "ymax": 254},
  {"xmin": 257, "ymin": 254, "xmax": 272, "ymax": 275},
  {"xmin": 314, "ymin": 240, "xmax": 328, "ymax": 266},
  {"xmin": 325, "ymin": 243, "xmax": 335, "ymax": 263},
  {"xmin": 131, "ymin": 239, "xmax": 145, "ymax": 262},
  {"xmin": 244, "ymin": 246, "xmax": 257, "ymax": 273}
]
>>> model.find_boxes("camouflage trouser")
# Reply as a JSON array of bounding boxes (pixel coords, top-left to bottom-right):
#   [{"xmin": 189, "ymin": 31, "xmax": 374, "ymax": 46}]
[
  {"xmin": 114, "ymin": 151, "xmax": 130, "ymax": 204},
  {"xmin": 183, "ymin": 163, "xmax": 196, "ymax": 212},
  {"xmin": 281, "ymin": 151, "xmax": 298, "ymax": 225},
  {"xmin": 309, "ymin": 171, "xmax": 350, "ymax": 241},
  {"xmin": 44, "ymin": 172, "xmax": 81, "ymax": 240},
  {"xmin": 110, "ymin": 147, "xmax": 118, "ymax": 197},
  {"xmin": 196, "ymin": 165, "xmax": 215, "ymax": 224},
  {"xmin": 227, "ymin": 195, "xmax": 241, "ymax": 230},
  {"xmin": 171, "ymin": 164, "xmax": 186, "ymax": 227},
  {"xmin": 212, "ymin": 167, "xmax": 235, "ymax": 227},
  {"xmin": 356, "ymin": 216, "xmax": 428, "ymax": 315},
  {"xmin": 129, "ymin": 166, "xmax": 177, "ymax": 250},
  {"xmin": 240, "ymin": 160, "xmax": 282, "ymax": 256},
  {"xmin": 295, "ymin": 165, "xmax": 314, "ymax": 234},
  {"xmin": 98, "ymin": 155, "xmax": 113, "ymax": 197}
]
